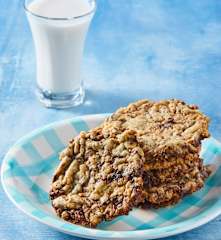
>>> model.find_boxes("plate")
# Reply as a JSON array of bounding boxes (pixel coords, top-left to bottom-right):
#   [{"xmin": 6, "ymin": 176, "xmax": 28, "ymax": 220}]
[{"xmin": 1, "ymin": 114, "xmax": 221, "ymax": 240}]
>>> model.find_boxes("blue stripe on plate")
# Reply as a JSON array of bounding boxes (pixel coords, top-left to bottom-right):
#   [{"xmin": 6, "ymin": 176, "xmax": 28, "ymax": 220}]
[
  {"xmin": 31, "ymin": 209, "xmax": 48, "ymax": 218},
  {"xmin": 71, "ymin": 118, "xmax": 89, "ymax": 133},
  {"xmin": 4, "ymin": 154, "xmax": 58, "ymax": 177},
  {"xmin": 7, "ymin": 159, "xmax": 48, "ymax": 204},
  {"xmin": 22, "ymin": 142, "xmax": 43, "ymax": 162},
  {"xmin": 43, "ymin": 129, "xmax": 65, "ymax": 151}
]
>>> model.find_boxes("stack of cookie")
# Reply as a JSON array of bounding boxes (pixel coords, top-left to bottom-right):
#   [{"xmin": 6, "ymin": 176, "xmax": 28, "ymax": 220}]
[
  {"xmin": 103, "ymin": 100, "xmax": 211, "ymax": 207},
  {"xmin": 50, "ymin": 99, "xmax": 211, "ymax": 227}
]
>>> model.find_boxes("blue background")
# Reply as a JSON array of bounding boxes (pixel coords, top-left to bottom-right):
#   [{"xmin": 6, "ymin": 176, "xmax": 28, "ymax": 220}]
[{"xmin": 1, "ymin": 0, "xmax": 221, "ymax": 239}]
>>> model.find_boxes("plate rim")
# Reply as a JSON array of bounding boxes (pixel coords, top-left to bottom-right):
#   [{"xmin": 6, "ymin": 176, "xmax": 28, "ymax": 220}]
[{"xmin": 1, "ymin": 113, "xmax": 221, "ymax": 240}]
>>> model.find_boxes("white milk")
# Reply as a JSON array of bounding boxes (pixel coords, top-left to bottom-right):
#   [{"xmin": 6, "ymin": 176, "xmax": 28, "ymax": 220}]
[{"xmin": 26, "ymin": 0, "xmax": 95, "ymax": 93}]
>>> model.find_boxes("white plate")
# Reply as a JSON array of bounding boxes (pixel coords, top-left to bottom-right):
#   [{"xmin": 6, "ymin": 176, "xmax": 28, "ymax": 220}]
[{"xmin": 2, "ymin": 114, "xmax": 221, "ymax": 239}]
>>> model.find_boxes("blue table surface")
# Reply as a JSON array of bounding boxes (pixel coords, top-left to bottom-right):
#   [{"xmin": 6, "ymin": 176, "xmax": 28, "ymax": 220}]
[{"xmin": 1, "ymin": 0, "xmax": 221, "ymax": 239}]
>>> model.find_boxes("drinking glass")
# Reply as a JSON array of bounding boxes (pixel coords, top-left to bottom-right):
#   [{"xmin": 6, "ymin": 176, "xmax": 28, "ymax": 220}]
[{"xmin": 24, "ymin": 0, "xmax": 96, "ymax": 108}]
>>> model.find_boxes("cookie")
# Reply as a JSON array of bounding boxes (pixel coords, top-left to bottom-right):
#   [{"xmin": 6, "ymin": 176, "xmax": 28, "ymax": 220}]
[
  {"xmin": 142, "ymin": 164, "xmax": 211, "ymax": 208},
  {"xmin": 103, "ymin": 99, "xmax": 210, "ymax": 162},
  {"xmin": 141, "ymin": 154, "xmax": 211, "ymax": 207},
  {"xmin": 50, "ymin": 127, "xmax": 145, "ymax": 227},
  {"xmin": 143, "ymin": 157, "xmax": 207, "ymax": 187},
  {"xmin": 143, "ymin": 152, "xmax": 200, "ymax": 171},
  {"xmin": 101, "ymin": 99, "xmax": 211, "ymax": 209}
]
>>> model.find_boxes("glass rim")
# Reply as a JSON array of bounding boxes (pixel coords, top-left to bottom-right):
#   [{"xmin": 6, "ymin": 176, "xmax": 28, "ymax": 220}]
[{"xmin": 24, "ymin": 0, "xmax": 96, "ymax": 21}]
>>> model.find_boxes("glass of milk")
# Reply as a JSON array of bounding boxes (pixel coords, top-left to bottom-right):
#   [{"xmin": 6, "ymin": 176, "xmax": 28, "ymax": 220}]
[{"xmin": 24, "ymin": 0, "xmax": 96, "ymax": 108}]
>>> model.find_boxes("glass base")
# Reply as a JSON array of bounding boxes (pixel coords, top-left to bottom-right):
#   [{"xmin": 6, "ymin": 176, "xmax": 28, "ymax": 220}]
[{"xmin": 36, "ymin": 87, "xmax": 85, "ymax": 109}]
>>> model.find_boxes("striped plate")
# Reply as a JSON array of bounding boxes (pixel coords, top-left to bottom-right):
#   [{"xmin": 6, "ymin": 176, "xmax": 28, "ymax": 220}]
[{"xmin": 1, "ymin": 114, "xmax": 221, "ymax": 240}]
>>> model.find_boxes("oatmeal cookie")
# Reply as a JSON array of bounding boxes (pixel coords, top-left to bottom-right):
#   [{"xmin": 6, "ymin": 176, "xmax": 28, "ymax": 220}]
[
  {"xmin": 142, "ymin": 156, "xmax": 211, "ymax": 208},
  {"xmin": 142, "ymin": 164, "xmax": 211, "ymax": 207},
  {"xmin": 143, "ymin": 172, "xmax": 210, "ymax": 208},
  {"xmin": 103, "ymin": 99, "xmax": 209, "ymax": 162},
  {"xmin": 143, "ymin": 152, "xmax": 200, "ymax": 171},
  {"xmin": 50, "ymin": 127, "xmax": 145, "ymax": 227},
  {"xmin": 143, "ymin": 157, "xmax": 206, "ymax": 187}
]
